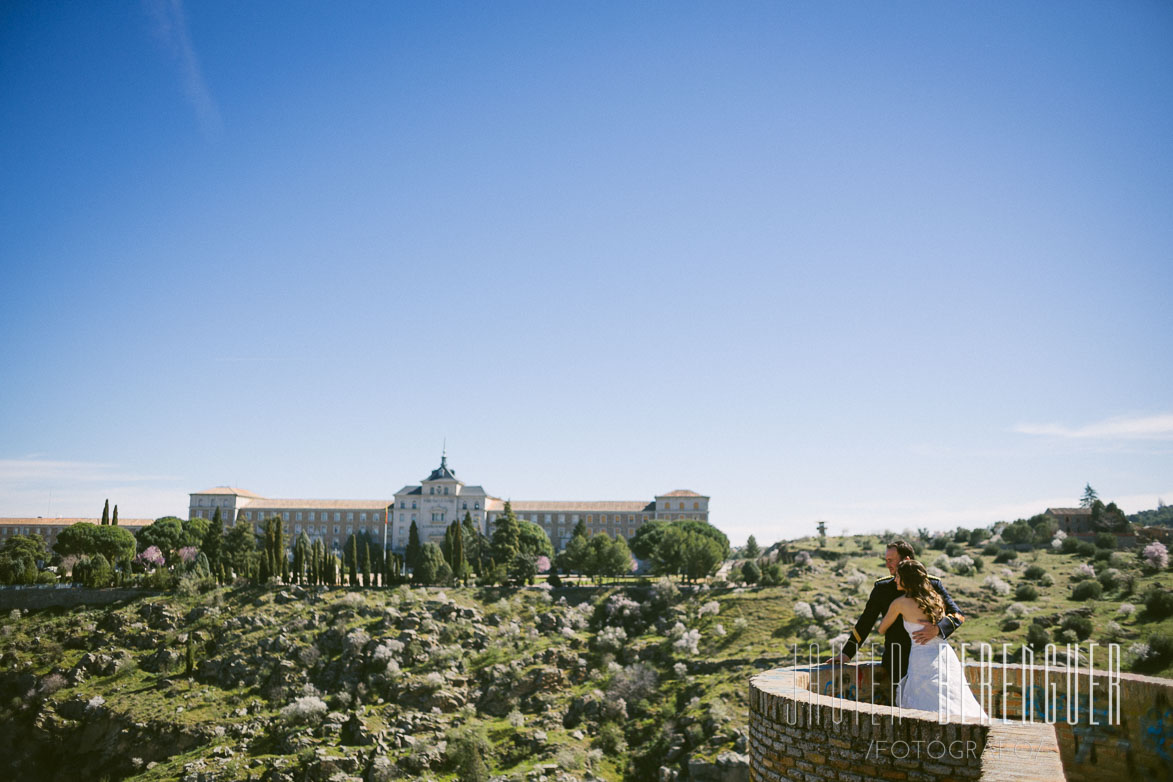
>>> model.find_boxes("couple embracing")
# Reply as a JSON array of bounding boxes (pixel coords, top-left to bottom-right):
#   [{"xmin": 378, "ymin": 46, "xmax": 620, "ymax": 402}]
[{"xmin": 827, "ymin": 539, "xmax": 988, "ymax": 720}]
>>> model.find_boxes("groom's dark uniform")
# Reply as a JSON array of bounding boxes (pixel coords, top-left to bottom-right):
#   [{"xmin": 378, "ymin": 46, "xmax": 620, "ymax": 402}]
[{"xmin": 840, "ymin": 575, "xmax": 965, "ymax": 681}]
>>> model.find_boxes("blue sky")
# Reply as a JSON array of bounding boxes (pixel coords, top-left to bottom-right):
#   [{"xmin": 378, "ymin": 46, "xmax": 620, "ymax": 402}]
[{"xmin": 2, "ymin": 2, "xmax": 1171, "ymax": 545}]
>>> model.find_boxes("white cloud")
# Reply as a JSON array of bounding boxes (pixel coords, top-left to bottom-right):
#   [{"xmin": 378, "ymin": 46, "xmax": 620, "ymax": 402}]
[
  {"xmin": 1013, "ymin": 413, "xmax": 1173, "ymax": 440},
  {"xmin": 146, "ymin": 0, "xmax": 223, "ymax": 138}
]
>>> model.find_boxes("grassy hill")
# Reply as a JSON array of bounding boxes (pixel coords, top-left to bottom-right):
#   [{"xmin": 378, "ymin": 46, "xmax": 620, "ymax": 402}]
[{"xmin": 2, "ymin": 531, "xmax": 1171, "ymax": 781}]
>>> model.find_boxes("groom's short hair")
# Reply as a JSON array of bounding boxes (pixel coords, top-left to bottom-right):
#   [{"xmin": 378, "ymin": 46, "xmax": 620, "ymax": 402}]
[{"xmin": 886, "ymin": 540, "xmax": 916, "ymax": 560}]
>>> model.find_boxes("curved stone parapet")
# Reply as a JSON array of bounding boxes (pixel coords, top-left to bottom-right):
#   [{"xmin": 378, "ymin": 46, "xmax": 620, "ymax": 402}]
[{"xmin": 749, "ymin": 660, "xmax": 1173, "ymax": 782}]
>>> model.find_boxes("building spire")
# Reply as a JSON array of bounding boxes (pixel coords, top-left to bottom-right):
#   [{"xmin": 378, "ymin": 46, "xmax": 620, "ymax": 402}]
[{"xmin": 441, "ymin": 438, "xmax": 447, "ymax": 469}]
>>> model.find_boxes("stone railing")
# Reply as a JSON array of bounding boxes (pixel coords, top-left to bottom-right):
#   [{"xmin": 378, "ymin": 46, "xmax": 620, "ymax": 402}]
[{"xmin": 749, "ymin": 658, "xmax": 1173, "ymax": 782}]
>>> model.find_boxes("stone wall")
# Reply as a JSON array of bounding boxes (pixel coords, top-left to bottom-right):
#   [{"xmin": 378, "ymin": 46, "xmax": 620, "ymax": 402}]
[
  {"xmin": 750, "ymin": 660, "xmax": 1173, "ymax": 782},
  {"xmin": 0, "ymin": 586, "xmax": 151, "ymax": 612},
  {"xmin": 749, "ymin": 664, "xmax": 1060, "ymax": 782}
]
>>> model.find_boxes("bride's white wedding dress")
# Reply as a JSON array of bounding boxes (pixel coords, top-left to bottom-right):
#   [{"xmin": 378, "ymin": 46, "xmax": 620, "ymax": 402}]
[{"xmin": 897, "ymin": 620, "xmax": 989, "ymax": 721}]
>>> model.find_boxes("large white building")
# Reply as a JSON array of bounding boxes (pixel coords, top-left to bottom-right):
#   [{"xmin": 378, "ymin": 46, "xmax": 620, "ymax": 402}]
[{"xmin": 189, "ymin": 454, "xmax": 709, "ymax": 554}]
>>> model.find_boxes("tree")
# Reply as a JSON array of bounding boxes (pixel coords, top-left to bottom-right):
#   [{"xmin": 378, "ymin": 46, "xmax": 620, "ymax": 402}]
[
  {"xmin": 629, "ymin": 520, "xmax": 667, "ymax": 560},
  {"xmin": 461, "ymin": 513, "xmax": 484, "ymax": 575},
  {"xmin": 743, "ymin": 535, "xmax": 761, "ymax": 559},
  {"xmin": 558, "ymin": 529, "xmax": 591, "ymax": 575},
  {"xmin": 741, "ymin": 560, "xmax": 761, "ymax": 584},
  {"xmin": 137, "ymin": 517, "xmax": 210, "ymax": 562},
  {"xmin": 55, "ymin": 522, "xmax": 136, "ymax": 564},
  {"xmin": 293, "ymin": 533, "xmax": 310, "ymax": 584},
  {"xmin": 346, "ymin": 534, "xmax": 360, "ymax": 586},
  {"xmin": 223, "ymin": 518, "xmax": 256, "ymax": 581},
  {"xmin": 111, "ymin": 504, "xmax": 119, "ymax": 526},
  {"xmin": 0, "ymin": 534, "xmax": 47, "ymax": 585},
  {"xmin": 202, "ymin": 511, "xmax": 224, "ymax": 582},
  {"xmin": 491, "ymin": 502, "xmax": 521, "ymax": 565},
  {"xmin": 1081, "ymin": 484, "xmax": 1099, "ymax": 509},
  {"xmin": 652, "ymin": 527, "xmax": 724, "ymax": 583},
  {"xmin": 415, "ymin": 543, "xmax": 450, "ymax": 585},
  {"xmin": 517, "ymin": 519, "xmax": 554, "ymax": 560},
  {"xmin": 444, "ymin": 519, "xmax": 469, "ymax": 585},
  {"xmin": 101, "ymin": 499, "xmax": 110, "ymax": 526},
  {"xmin": 362, "ymin": 540, "xmax": 372, "ymax": 587},
  {"xmin": 1000, "ymin": 519, "xmax": 1033, "ymax": 545},
  {"xmin": 405, "ymin": 521, "xmax": 423, "ymax": 573}
]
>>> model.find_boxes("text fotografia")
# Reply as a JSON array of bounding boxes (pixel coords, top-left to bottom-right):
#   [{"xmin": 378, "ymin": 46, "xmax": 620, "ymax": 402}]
[
  {"xmin": 786, "ymin": 641, "xmax": 1122, "ymax": 726},
  {"xmin": 864, "ymin": 738, "xmax": 1054, "ymax": 761}
]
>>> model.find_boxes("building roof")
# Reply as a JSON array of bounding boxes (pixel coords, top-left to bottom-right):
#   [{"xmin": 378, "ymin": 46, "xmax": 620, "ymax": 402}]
[
  {"xmin": 1046, "ymin": 507, "xmax": 1093, "ymax": 516},
  {"xmin": 657, "ymin": 490, "xmax": 708, "ymax": 498},
  {"xmin": 0, "ymin": 517, "xmax": 153, "ymax": 528},
  {"xmin": 394, "ymin": 486, "xmax": 423, "ymax": 496},
  {"xmin": 511, "ymin": 501, "xmax": 655, "ymax": 512},
  {"xmin": 423, "ymin": 454, "xmax": 460, "ymax": 483},
  {"xmin": 191, "ymin": 487, "xmax": 265, "ymax": 498},
  {"xmin": 239, "ymin": 499, "xmax": 392, "ymax": 511}
]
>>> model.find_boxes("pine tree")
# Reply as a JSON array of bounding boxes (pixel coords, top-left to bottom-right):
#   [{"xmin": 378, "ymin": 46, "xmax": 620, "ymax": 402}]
[
  {"xmin": 1081, "ymin": 484, "xmax": 1100, "ymax": 508},
  {"xmin": 405, "ymin": 521, "xmax": 423, "ymax": 574},
  {"xmin": 111, "ymin": 504, "xmax": 119, "ymax": 526},
  {"xmin": 744, "ymin": 534, "xmax": 760, "ymax": 559},
  {"xmin": 101, "ymin": 499, "xmax": 110, "ymax": 526},
  {"xmin": 462, "ymin": 513, "xmax": 482, "ymax": 575},
  {"xmin": 491, "ymin": 501, "xmax": 521, "ymax": 566}
]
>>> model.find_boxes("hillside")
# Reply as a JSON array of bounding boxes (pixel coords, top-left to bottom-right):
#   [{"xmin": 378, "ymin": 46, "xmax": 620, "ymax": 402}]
[{"xmin": 3, "ymin": 531, "xmax": 1173, "ymax": 782}]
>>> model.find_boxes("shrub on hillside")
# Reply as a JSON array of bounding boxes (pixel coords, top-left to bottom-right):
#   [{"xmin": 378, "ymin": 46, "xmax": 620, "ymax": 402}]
[
  {"xmin": 1145, "ymin": 588, "xmax": 1173, "ymax": 619},
  {"xmin": 1024, "ymin": 564, "xmax": 1047, "ymax": 580},
  {"xmin": 1132, "ymin": 634, "xmax": 1173, "ymax": 673},
  {"xmin": 982, "ymin": 543, "xmax": 1001, "ymax": 557},
  {"xmin": 1026, "ymin": 622, "xmax": 1050, "ymax": 650},
  {"xmin": 1072, "ymin": 581, "xmax": 1103, "ymax": 601},
  {"xmin": 1059, "ymin": 614, "xmax": 1093, "ymax": 641},
  {"xmin": 994, "ymin": 550, "xmax": 1018, "ymax": 564},
  {"xmin": 1072, "ymin": 563, "xmax": 1096, "ymax": 581},
  {"xmin": 1015, "ymin": 584, "xmax": 1039, "ymax": 601},
  {"xmin": 1095, "ymin": 533, "xmax": 1117, "ymax": 550},
  {"xmin": 983, "ymin": 576, "xmax": 1011, "ymax": 596},
  {"xmin": 1098, "ymin": 568, "xmax": 1121, "ymax": 591},
  {"xmin": 739, "ymin": 560, "xmax": 760, "ymax": 584},
  {"xmin": 280, "ymin": 696, "xmax": 327, "ymax": 726},
  {"xmin": 760, "ymin": 563, "xmax": 785, "ymax": 586}
]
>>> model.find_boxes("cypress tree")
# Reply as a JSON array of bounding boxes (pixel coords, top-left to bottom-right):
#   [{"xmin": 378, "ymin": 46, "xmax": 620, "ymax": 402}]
[
  {"xmin": 362, "ymin": 540, "xmax": 372, "ymax": 588},
  {"xmin": 348, "ymin": 535, "xmax": 359, "ymax": 586},
  {"xmin": 101, "ymin": 499, "xmax": 110, "ymax": 526},
  {"xmin": 405, "ymin": 521, "xmax": 422, "ymax": 574},
  {"xmin": 111, "ymin": 504, "xmax": 119, "ymax": 526},
  {"xmin": 202, "ymin": 512, "xmax": 224, "ymax": 583},
  {"xmin": 461, "ymin": 513, "xmax": 481, "ymax": 575},
  {"xmin": 451, "ymin": 519, "xmax": 467, "ymax": 585}
]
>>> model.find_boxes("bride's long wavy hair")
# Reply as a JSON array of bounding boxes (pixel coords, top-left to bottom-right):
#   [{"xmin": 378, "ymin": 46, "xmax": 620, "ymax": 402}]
[{"xmin": 897, "ymin": 560, "xmax": 945, "ymax": 623}]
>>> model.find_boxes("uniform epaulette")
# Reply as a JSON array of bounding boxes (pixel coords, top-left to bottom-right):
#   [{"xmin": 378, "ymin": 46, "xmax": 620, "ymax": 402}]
[{"xmin": 875, "ymin": 576, "xmax": 895, "ymax": 584}]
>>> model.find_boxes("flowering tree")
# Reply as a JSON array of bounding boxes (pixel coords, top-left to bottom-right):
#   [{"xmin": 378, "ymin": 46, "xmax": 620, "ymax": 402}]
[
  {"xmin": 1143, "ymin": 541, "xmax": 1169, "ymax": 570},
  {"xmin": 136, "ymin": 546, "xmax": 165, "ymax": 570},
  {"xmin": 176, "ymin": 546, "xmax": 199, "ymax": 564}
]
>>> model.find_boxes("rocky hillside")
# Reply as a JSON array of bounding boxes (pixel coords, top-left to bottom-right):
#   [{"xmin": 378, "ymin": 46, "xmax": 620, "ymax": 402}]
[{"xmin": 0, "ymin": 581, "xmax": 767, "ymax": 782}]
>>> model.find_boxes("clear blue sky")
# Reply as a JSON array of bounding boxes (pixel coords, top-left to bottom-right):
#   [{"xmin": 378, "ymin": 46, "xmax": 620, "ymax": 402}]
[{"xmin": 2, "ymin": 2, "xmax": 1171, "ymax": 546}]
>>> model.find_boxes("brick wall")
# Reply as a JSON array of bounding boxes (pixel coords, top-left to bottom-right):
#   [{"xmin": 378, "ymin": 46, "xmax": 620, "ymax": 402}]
[{"xmin": 749, "ymin": 664, "xmax": 1058, "ymax": 782}]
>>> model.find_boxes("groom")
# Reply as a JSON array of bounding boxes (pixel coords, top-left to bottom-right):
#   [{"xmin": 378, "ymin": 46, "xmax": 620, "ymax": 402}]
[{"xmin": 825, "ymin": 540, "xmax": 965, "ymax": 691}]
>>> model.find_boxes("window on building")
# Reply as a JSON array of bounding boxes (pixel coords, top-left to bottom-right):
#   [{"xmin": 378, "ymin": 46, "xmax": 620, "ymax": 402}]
[
  {"xmin": 283, "ymin": 512, "xmax": 290, "ymax": 521},
  {"xmin": 462, "ymin": 502, "xmax": 467, "ymax": 510},
  {"xmin": 246, "ymin": 511, "xmax": 253, "ymax": 520},
  {"xmin": 475, "ymin": 502, "xmax": 480, "ymax": 510},
  {"xmin": 444, "ymin": 487, "xmax": 449, "ymax": 495},
  {"xmin": 309, "ymin": 512, "xmax": 316, "ymax": 521},
  {"xmin": 295, "ymin": 525, "xmax": 302, "ymax": 533},
  {"xmin": 360, "ymin": 513, "xmax": 367, "ymax": 522},
  {"xmin": 694, "ymin": 502, "xmax": 699, "ymax": 509},
  {"xmin": 587, "ymin": 515, "xmax": 593, "ymax": 523},
  {"xmin": 334, "ymin": 525, "xmax": 340, "ymax": 534},
  {"xmin": 347, "ymin": 512, "xmax": 354, "ymax": 521},
  {"xmin": 412, "ymin": 501, "xmax": 417, "ymax": 509}
]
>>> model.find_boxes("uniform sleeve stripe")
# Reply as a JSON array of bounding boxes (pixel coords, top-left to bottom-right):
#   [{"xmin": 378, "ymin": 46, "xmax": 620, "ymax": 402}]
[{"xmin": 851, "ymin": 628, "xmax": 862, "ymax": 643}]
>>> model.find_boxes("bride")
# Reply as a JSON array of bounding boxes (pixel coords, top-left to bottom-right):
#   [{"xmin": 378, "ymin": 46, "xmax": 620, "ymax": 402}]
[{"xmin": 878, "ymin": 559, "xmax": 989, "ymax": 722}]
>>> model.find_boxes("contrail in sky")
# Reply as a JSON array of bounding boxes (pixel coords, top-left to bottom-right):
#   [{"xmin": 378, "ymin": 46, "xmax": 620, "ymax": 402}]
[{"xmin": 145, "ymin": 0, "xmax": 223, "ymax": 138}]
